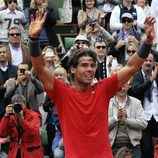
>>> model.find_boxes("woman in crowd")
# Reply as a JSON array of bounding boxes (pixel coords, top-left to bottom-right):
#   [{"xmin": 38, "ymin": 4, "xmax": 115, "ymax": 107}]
[{"xmin": 77, "ymin": 0, "xmax": 106, "ymax": 34}]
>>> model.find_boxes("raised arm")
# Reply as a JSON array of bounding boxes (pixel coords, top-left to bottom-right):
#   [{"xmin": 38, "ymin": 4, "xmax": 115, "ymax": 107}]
[
  {"xmin": 28, "ymin": 10, "xmax": 54, "ymax": 91},
  {"xmin": 117, "ymin": 17, "xmax": 155, "ymax": 89}
]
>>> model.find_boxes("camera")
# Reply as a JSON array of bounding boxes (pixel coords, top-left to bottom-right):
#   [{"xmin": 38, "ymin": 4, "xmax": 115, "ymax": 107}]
[
  {"xmin": 13, "ymin": 103, "xmax": 22, "ymax": 113},
  {"xmin": 20, "ymin": 69, "xmax": 25, "ymax": 74}
]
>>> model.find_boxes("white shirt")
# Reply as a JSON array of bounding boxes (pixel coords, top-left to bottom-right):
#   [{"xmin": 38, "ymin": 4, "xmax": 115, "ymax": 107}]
[
  {"xmin": 142, "ymin": 71, "xmax": 158, "ymax": 121},
  {"xmin": 9, "ymin": 44, "xmax": 23, "ymax": 66}
]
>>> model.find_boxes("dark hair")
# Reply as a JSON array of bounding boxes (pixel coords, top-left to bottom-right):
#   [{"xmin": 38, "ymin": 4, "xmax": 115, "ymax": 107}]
[
  {"xmin": 68, "ymin": 49, "xmax": 97, "ymax": 68},
  {"xmin": 4, "ymin": 0, "xmax": 17, "ymax": 7},
  {"xmin": 94, "ymin": 39, "xmax": 107, "ymax": 47},
  {"xmin": 82, "ymin": 0, "xmax": 97, "ymax": 11}
]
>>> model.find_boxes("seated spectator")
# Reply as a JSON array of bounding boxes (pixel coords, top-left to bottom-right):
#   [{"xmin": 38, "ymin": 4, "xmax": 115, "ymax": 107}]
[
  {"xmin": 29, "ymin": 0, "xmax": 57, "ymax": 48},
  {"xmin": 6, "ymin": 26, "xmax": 31, "ymax": 68},
  {"xmin": 0, "ymin": 44, "xmax": 17, "ymax": 120},
  {"xmin": 114, "ymin": 13, "xmax": 140, "ymax": 64},
  {"xmin": 4, "ymin": 62, "xmax": 44, "ymax": 111},
  {"xmin": 108, "ymin": 65, "xmax": 147, "ymax": 158},
  {"xmin": 110, "ymin": 0, "xmax": 145, "ymax": 34},
  {"xmin": 77, "ymin": 0, "xmax": 106, "ymax": 35},
  {"xmin": 85, "ymin": 19, "xmax": 114, "ymax": 47},
  {"xmin": 93, "ymin": 39, "xmax": 118, "ymax": 80},
  {"xmin": 126, "ymin": 43, "xmax": 138, "ymax": 61},
  {"xmin": 0, "ymin": 0, "xmax": 27, "ymax": 45},
  {"xmin": 0, "ymin": 94, "xmax": 44, "ymax": 158}
]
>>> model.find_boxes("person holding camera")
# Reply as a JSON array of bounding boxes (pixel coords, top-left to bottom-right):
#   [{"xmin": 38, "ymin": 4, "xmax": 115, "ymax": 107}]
[
  {"xmin": 4, "ymin": 62, "xmax": 44, "ymax": 111},
  {"xmin": 0, "ymin": 94, "xmax": 44, "ymax": 158}
]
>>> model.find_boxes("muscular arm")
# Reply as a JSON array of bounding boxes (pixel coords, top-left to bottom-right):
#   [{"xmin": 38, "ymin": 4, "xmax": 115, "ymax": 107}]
[{"xmin": 29, "ymin": 11, "xmax": 54, "ymax": 91}]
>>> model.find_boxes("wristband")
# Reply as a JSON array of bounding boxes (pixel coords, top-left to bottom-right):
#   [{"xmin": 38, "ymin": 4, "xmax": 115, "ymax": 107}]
[
  {"xmin": 137, "ymin": 42, "xmax": 152, "ymax": 59},
  {"xmin": 29, "ymin": 40, "xmax": 42, "ymax": 57}
]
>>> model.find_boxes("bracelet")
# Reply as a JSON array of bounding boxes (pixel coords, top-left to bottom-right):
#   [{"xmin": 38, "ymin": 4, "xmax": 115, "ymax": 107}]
[{"xmin": 137, "ymin": 42, "xmax": 152, "ymax": 59}]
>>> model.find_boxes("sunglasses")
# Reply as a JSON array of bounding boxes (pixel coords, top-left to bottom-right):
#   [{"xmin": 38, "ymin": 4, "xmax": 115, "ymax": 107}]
[
  {"xmin": 9, "ymin": 33, "xmax": 21, "ymax": 37},
  {"xmin": 96, "ymin": 46, "xmax": 106, "ymax": 49},
  {"xmin": 0, "ymin": 51, "xmax": 6, "ymax": 54},
  {"xmin": 122, "ymin": 19, "xmax": 133, "ymax": 23},
  {"xmin": 76, "ymin": 41, "xmax": 87, "ymax": 45},
  {"xmin": 8, "ymin": 0, "xmax": 17, "ymax": 4},
  {"xmin": 127, "ymin": 50, "xmax": 135, "ymax": 54}
]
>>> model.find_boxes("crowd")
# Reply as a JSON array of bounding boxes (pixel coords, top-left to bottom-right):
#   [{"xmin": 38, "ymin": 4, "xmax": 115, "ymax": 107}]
[{"xmin": 0, "ymin": 0, "xmax": 158, "ymax": 158}]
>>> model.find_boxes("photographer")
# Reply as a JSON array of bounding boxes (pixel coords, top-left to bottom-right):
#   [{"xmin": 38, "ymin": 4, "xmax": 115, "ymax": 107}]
[
  {"xmin": 0, "ymin": 94, "xmax": 44, "ymax": 158},
  {"xmin": 4, "ymin": 62, "xmax": 44, "ymax": 111}
]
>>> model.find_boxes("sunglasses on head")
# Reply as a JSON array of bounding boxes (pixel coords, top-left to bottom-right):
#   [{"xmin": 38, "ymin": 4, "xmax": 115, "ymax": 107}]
[
  {"xmin": 127, "ymin": 50, "xmax": 135, "ymax": 54},
  {"xmin": 96, "ymin": 46, "xmax": 106, "ymax": 49},
  {"xmin": 8, "ymin": 0, "xmax": 17, "ymax": 4},
  {"xmin": 9, "ymin": 33, "xmax": 21, "ymax": 37},
  {"xmin": 122, "ymin": 18, "xmax": 133, "ymax": 23}
]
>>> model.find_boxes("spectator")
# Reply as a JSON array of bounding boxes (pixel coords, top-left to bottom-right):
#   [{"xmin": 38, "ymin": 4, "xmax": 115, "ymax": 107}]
[
  {"xmin": 126, "ymin": 43, "xmax": 138, "ymax": 61},
  {"xmin": 6, "ymin": 26, "xmax": 31, "ymax": 68},
  {"xmin": 93, "ymin": 39, "xmax": 118, "ymax": 80},
  {"xmin": 85, "ymin": 19, "xmax": 114, "ymax": 47},
  {"xmin": 110, "ymin": 0, "xmax": 145, "ymax": 33},
  {"xmin": 97, "ymin": 0, "xmax": 120, "ymax": 31},
  {"xmin": 130, "ymin": 53, "xmax": 158, "ymax": 158},
  {"xmin": 134, "ymin": 0, "xmax": 151, "ymax": 17},
  {"xmin": 61, "ymin": 34, "xmax": 89, "ymax": 70},
  {"xmin": 0, "ymin": 0, "xmax": 27, "ymax": 45},
  {"xmin": 0, "ymin": 44, "xmax": 17, "ymax": 120},
  {"xmin": 0, "ymin": 0, "xmax": 23, "ymax": 11},
  {"xmin": 0, "ymin": 94, "xmax": 44, "ymax": 158},
  {"xmin": 115, "ymin": 13, "xmax": 140, "ymax": 64},
  {"xmin": 28, "ymin": 10, "xmax": 155, "ymax": 158},
  {"xmin": 4, "ymin": 62, "xmax": 44, "ymax": 111},
  {"xmin": 108, "ymin": 66, "xmax": 147, "ymax": 157},
  {"xmin": 60, "ymin": 0, "xmax": 82, "ymax": 24},
  {"xmin": 77, "ymin": 0, "xmax": 106, "ymax": 34},
  {"xmin": 29, "ymin": 0, "xmax": 57, "ymax": 48}
]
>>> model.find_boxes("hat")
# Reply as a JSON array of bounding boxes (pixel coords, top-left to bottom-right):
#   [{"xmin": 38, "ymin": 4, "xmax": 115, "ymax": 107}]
[
  {"xmin": 45, "ymin": 51, "xmax": 55, "ymax": 57},
  {"xmin": 121, "ymin": 13, "xmax": 134, "ymax": 20},
  {"xmin": 75, "ymin": 35, "xmax": 89, "ymax": 43}
]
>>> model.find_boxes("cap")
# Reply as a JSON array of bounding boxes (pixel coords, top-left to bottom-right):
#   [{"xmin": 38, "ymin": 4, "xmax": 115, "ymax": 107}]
[
  {"xmin": 45, "ymin": 51, "xmax": 55, "ymax": 57},
  {"xmin": 121, "ymin": 13, "xmax": 134, "ymax": 20},
  {"xmin": 75, "ymin": 35, "xmax": 89, "ymax": 43}
]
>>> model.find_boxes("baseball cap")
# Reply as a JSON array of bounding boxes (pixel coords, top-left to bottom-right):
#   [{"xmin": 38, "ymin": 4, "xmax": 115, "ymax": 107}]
[
  {"xmin": 75, "ymin": 35, "xmax": 89, "ymax": 43},
  {"xmin": 121, "ymin": 13, "xmax": 134, "ymax": 20}
]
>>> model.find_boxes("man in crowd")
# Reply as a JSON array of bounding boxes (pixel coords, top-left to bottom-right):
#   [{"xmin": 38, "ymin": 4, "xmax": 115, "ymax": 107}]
[
  {"xmin": 28, "ymin": 10, "xmax": 155, "ymax": 158},
  {"xmin": 4, "ymin": 62, "xmax": 44, "ymax": 111},
  {"xmin": 131, "ymin": 53, "xmax": 158, "ymax": 158},
  {"xmin": 108, "ymin": 65, "xmax": 147, "ymax": 158},
  {"xmin": 0, "ymin": 94, "xmax": 44, "ymax": 158},
  {"xmin": 0, "ymin": 44, "xmax": 17, "ymax": 120},
  {"xmin": 6, "ymin": 26, "xmax": 31, "ymax": 68}
]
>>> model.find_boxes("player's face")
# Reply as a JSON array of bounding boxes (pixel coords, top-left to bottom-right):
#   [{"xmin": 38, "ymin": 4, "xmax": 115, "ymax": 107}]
[
  {"xmin": 71, "ymin": 56, "xmax": 97, "ymax": 85},
  {"xmin": 8, "ymin": 29, "xmax": 21, "ymax": 46}
]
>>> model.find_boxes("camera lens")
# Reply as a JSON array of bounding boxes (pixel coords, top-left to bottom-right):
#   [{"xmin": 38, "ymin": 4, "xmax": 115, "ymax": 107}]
[{"xmin": 13, "ymin": 103, "xmax": 22, "ymax": 113}]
